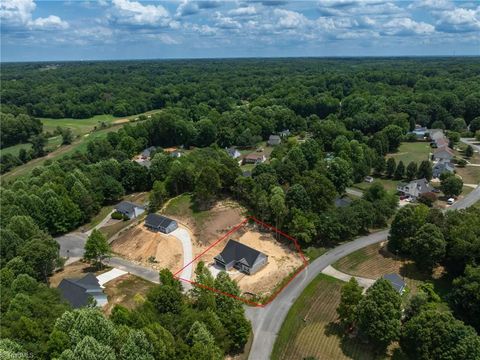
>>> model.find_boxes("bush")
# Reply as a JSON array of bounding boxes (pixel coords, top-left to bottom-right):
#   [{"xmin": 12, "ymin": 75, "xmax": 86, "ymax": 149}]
[
  {"xmin": 111, "ymin": 211, "xmax": 129, "ymax": 221},
  {"xmin": 418, "ymin": 192, "xmax": 437, "ymax": 207},
  {"xmin": 457, "ymin": 159, "xmax": 467, "ymax": 167}
]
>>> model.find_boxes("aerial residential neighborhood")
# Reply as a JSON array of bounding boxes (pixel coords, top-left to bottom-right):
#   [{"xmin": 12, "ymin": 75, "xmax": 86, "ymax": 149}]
[{"xmin": 1, "ymin": 1, "xmax": 480, "ymax": 360}]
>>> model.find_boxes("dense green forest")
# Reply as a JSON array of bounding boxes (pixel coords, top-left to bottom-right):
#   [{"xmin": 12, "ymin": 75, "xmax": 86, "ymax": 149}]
[{"xmin": 1, "ymin": 58, "xmax": 480, "ymax": 358}]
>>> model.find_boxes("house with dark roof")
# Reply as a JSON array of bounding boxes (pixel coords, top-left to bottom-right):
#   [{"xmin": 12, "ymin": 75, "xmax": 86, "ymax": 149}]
[
  {"xmin": 397, "ymin": 178, "xmax": 434, "ymax": 199},
  {"xmin": 268, "ymin": 135, "xmax": 281, "ymax": 146},
  {"xmin": 409, "ymin": 126, "xmax": 427, "ymax": 139},
  {"xmin": 114, "ymin": 201, "xmax": 145, "ymax": 220},
  {"xmin": 226, "ymin": 147, "xmax": 241, "ymax": 159},
  {"xmin": 214, "ymin": 239, "xmax": 268, "ymax": 275},
  {"xmin": 144, "ymin": 213, "xmax": 178, "ymax": 234},
  {"xmin": 433, "ymin": 160, "xmax": 455, "ymax": 178},
  {"xmin": 432, "ymin": 146, "xmax": 454, "ymax": 162},
  {"xmin": 57, "ymin": 273, "xmax": 107, "ymax": 308},
  {"xmin": 382, "ymin": 273, "xmax": 406, "ymax": 294},
  {"xmin": 243, "ymin": 153, "xmax": 266, "ymax": 165}
]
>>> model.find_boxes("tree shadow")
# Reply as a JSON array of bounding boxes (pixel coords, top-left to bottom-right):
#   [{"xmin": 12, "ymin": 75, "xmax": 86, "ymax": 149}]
[{"xmin": 324, "ymin": 322, "xmax": 386, "ymax": 360}]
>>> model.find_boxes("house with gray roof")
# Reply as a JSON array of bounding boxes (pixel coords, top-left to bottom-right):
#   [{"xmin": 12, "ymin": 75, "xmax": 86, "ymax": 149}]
[
  {"xmin": 58, "ymin": 273, "xmax": 107, "ymax": 309},
  {"xmin": 382, "ymin": 273, "xmax": 406, "ymax": 294},
  {"xmin": 141, "ymin": 146, "xmax": 156, "ymax": 159},
  {"xmin": 397, "ymin": 178, "xmax": 434, "ymax": 199},
  {"xmin": 114, "ymin": 201, "xmax": 145, "ymax": 220},
  {"xmin": 144, "ymin": 213, "xmax": 178, "ymax": 234},
  {"xmin": 268, "ymin": 135, "xmax": 281, "ymax": 146},
  {"xmin": 432, "ymin": 146, "xmax": 454, "ymax": 162},
  {"xmin": 433, "ymin": 160, "xmax": 455, "ymax": 178},
  {"xmin": 214, "ymin": 239, "xmax": 268, "ymax": 275}
]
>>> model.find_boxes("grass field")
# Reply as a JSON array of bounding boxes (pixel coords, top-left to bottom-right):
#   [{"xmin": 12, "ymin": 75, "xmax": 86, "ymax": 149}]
[
  {"xmin": 162, "ymin": 193, "xmax": 212, "ymax": 230},
  {"xmin": 353, "ymin": 177, "xmax": 399, "ymax": 193},
  {"xmin": 272, "ymin": 274, "xmax": 377, "ymax": 360},
  {"xmin": 386, "ymin": 142, "xmax": 431, "ymax": 165},
  {"xmin": 455, "ymin": 166, "xmax": 480, "ymax": 185},
  {"xmin": 1, "ymin": 136, "xmax": 62, "ymax": 157},
  {"xmin": 333, "ymin": 242, "xmax": 453, "ymax": 300},
  {"xmin": 103, "ymin": 274, "xmax": 156, "ymax": 314}
]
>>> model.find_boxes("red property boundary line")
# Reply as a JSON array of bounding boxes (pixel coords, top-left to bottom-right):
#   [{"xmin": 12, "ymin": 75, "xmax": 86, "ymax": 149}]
[{"xmin": 173, "ymin": 216, "xmax": 309, "ymax": 307}]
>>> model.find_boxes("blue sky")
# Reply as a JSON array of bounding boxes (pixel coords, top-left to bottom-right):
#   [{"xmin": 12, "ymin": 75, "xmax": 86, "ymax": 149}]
[{"xmin": 1, "ymin": 0, "xmax": 479, "ymax": 61}]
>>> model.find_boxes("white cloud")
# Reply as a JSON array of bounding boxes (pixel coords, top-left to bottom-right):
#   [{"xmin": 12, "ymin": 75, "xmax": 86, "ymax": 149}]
[
  {"xmin": 408, "ymin": 0, "xmax": 453, "ymax": 10},
  {"xmin": 436, "ymin": 6, "xmax": 480, "ymax": 32},
  {"xmin": 229, "ymin": 6, "xmax": 257, "ymax": 17},
  {"xmin": 214, "ymin": 12, "xmax": 241, "ymax": 29},
  {"xmin": 0, "ymin": 0, "xmax": 68, "ymax": 30},
  {"xmin": 318, "ymin": 0, "xmax": 405, "ymax": 17},
  {"xmin": 274, "ymin": 9, "xmax": 310, "ymax": 29},
  {"xmin": 111, "ymin": 0, "xmax": 171, "ymax": 26},
  {"xmin": 382, "ymin": 17, "xmax": 435, "ymax": 36}
]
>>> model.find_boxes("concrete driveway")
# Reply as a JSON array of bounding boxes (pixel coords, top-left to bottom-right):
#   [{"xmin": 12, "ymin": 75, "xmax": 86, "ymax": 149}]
[
  {"xmin": 56, "ymin": 232, "xmax": 88, "ymax": 265},
  {"xmin": 170, "ymin": 227, "xmax": 193, "ymax": 290},
  {"xmin": 322, "ymin": 265, "xmax": 376, "ymax": 291}
]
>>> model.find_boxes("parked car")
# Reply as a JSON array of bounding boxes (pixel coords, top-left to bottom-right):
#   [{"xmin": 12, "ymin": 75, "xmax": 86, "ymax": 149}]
[{"xmin": 447, "ymin": 198, "xmax": 455, "ymax": 205}]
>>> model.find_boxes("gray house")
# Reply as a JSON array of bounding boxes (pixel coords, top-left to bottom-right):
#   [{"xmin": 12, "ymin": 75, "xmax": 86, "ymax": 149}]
[
  {"xmin": 382, "ymin": 273, "xmax": 406, "ymax": 294},
  {"xmin": 115, "ymin": 201, "xmax": 145, "ymax": 220},
  {"xmin": 214, "ymin": 239, "xmax": 268, "ymax": 275},
  {"xmin": 141, "ymin": 146, "xmax": 156, "ymax": 159},
  {"xmin": 432, "ymin": 146, "xmax": 454, "ymax": 162},
  {"xmin": 397, "ymin": 178, "xmax": 434, "ymax": 199},
  {"xmin": 58, "ymin": 273, "xmax": 107, "ymax": 308},
  {"xmin": 268, "ymin": 135, "xmax": 281, "ymax": 146},
  {"xmin": 433, "ymin": 160, "xmax": 455, "ymax": 178},
  {"xmin": 145, "ymin": 213, "xmax": 178, "ymax": 234}
]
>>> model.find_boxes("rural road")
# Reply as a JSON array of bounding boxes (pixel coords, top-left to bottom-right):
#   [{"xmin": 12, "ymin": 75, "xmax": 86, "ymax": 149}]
[{"xmin": 246, "ymin": 186, "xmax": 480, "ymax": 360}]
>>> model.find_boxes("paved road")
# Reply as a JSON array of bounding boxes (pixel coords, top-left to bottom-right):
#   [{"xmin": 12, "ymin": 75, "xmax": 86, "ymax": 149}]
[
  {"xmin": 460, "ymin": 137, "xmax": 480, "ymax": 152},
  {"xmin": 245, "ymin": 229, "xmax": 389, "ymax": 360},
  {"xmin": 246, "ymin": 185, "xmax": 480, "ymax": 360},
  {"xmin": 449, "ymin": 184, "xmax": 480, "ymax": 210}
]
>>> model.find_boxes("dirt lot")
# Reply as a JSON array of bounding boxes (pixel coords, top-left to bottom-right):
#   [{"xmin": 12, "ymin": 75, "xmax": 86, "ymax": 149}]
[
  {"xmin": 111, "ymin": 224, "xmax": 183, "ymax": 273},
  {"xmin": 199, "ymin": 225, "xmax": 304, "ymax": 297},
  {"xmin": 49, "ymin": 261, "xmax": 110, "ymax": 287},
  {"xmin": 103, "ymin": 274, "xmax": 155, "ymax": 315}
]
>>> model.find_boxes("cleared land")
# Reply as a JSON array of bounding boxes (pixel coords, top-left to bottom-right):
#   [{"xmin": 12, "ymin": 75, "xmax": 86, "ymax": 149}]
[
  {"xmin": 386, "ymin": 141, "xmax": 431, "ymax": 164},
  {"xmin": 353, "ymin": 177, "xmax": 398, "ymax": 193},
  {"xmin": 163, "ymin": 195, "xmax": 245, "ymax": 248},
  {"xmin": 455, "ymin": 166, "xmax": 480, "ymax": 185},
  {"xmin": 103, "ymin": 274, "xmax": 155, "ymax": 315},
  {"xmin": 49, "ymin": 261, "xmax": 110, "ymax": 287},
  {"xmin": 272, "ymin": 274, "xmax": 375, "ymax": 360},
  {"xmin": 198, "ymin": 225, "xmax": 304, "ymax": 297},
  {"xmin": 111, "ymin": 223, "xmax": 184, "ymax": 274}
]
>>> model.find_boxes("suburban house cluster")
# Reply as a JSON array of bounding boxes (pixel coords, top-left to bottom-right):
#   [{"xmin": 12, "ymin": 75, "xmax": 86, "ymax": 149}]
[
  {"xmin": 398, "ymin": 128, "xmax": 456, "ymax": 201},
  {"xmin": 429, "ymin": 129, "xmax": 455, "ymax": 179}
]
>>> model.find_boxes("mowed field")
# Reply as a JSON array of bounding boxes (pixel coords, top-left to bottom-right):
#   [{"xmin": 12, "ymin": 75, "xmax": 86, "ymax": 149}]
[
  {"xmin": 272, "ymin": 274, "xmax": 376, "ymax": 360},
  {"xmin": 386, "ymin": 141, "xmax": 431, "ymax": 164}
]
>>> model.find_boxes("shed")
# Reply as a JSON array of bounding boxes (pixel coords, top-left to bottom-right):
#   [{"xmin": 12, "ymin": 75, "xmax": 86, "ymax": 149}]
[
  {"xmin": 58, "ymin": 273, "xmax": 107, "ymax": 308},
  {"xmin": 382, "ymin": 273, "xmax": 406, "ymax": 294},
  {"xmin": 214, "ymin": 239, "xmax": 268, "ymax": 275},
  {"xmin": 144, "ymin": 213, "xmax": 178, "ymax": 234}
]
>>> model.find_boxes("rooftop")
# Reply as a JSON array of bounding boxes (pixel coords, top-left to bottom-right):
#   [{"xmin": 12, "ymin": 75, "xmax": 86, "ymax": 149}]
[
  {"xmin": 215, "ymin": 239, "xmax": 265, "ymax": 267},
  {"xmin": 145, "ymin": 213, "xmax": 176, "ymax": 229}
]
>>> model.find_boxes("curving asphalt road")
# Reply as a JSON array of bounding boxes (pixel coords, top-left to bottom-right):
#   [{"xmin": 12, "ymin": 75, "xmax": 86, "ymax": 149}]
[
  {"xmin": 460, "ymin": 137, "xmax": 480, "ymax": 153},
  {"xmin": 246, "ymin": 186, "xmax": 480, "ymax": 360}
]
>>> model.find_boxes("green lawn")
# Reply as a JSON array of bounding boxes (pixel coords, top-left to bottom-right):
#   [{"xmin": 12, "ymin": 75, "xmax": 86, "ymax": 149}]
[
  {"xmin": 41, "ymin": 114, "xmax": 121, "ymax": 136},
  {"xmin": 1, "ymin": 136, "xmax": 62, "ymax": 157},
  {"xmin": 353, "ymin": 178, "xmax": 399, "ymax": 193},
  {"xmin": 162, "ymin": 193, "xmax": 212, "ymax": 230},
  {"xmin": 272, "ymin": 274, "xmax": 377, "ymax": 360},
  {"xmin": 386, "ymin": 142, "xmax": 431, "ymax": 165}
]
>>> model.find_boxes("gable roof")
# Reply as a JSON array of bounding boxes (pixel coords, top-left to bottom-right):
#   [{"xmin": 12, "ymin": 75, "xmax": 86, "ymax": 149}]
[
  {"xmin": 382, "ymin": 273, "xmax": 405, "ymax": 293},
  {"xmin": 268, "ymin": 135, "xmax": 281, "ymax": 144},
  {"xmin": 58, "ymin": 273, "xmax": 103, "ymax": 308},
  {"xmin": 215, "ymin": 239, "xmax": 265, "ymax": 267},
  {"xmin": 145, "ymin": 213, "xmax": 176, "ymax": 229},
  {"xmin": 141, "ymin": 146, "xmax": 156, "ymax": 157},
  {"xmin": 435, "ymin": 137, "xmax": 449, "ymax": 147},
  {"xmin": 398, "ymin": 178, "xmax": 434, "ymax": 197},
  {"xmin": 115, "ymin": 201, "xmax": 144, "ymax": 217}
]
